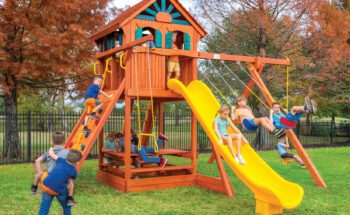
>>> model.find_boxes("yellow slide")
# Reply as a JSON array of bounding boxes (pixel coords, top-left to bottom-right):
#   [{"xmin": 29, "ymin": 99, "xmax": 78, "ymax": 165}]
[{"xmin": 168, "ymin": 79, "xmax": 303, "ymax": 215}]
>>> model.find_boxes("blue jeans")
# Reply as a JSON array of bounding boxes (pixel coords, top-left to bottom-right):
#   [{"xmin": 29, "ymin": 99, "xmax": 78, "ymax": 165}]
[
  {"xmin": 136, "ymin": 139, "xmax": 163, "ymax": 163},
  {"xmin": 38, "ymin": 190, "xmax": 71, "ymax": 215}
]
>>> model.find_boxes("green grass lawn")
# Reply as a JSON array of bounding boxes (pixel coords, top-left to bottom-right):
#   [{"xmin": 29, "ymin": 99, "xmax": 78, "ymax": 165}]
[{"xmin": 0, "ymin": 147, "xmax": 349, "ymax": 215}]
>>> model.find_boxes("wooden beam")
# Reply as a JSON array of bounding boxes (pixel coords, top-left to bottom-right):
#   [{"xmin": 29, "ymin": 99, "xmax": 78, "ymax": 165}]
[
  {"xmin": 210, "ymin": 141, "xmax": 234, "ymax": 196},
  {"xmin": 130, "ymin": 165, "xmax": 193, "ymax": 173},
  {"xmin": 124, "ymin": 96, "xmax": 132, "ymax": 179},
  {"xmin": 247, "ymin": 64, "xmax": 327, "ymax": 188},
  {"xmin": 96, "ymin": 35, "xmax": 154, "ymax": 59},
  {"xmin": 198, "ymin": 52, "xmax": 291, "ymax": 66},
  {"xmin": 98, "ymin": 129, "xmax": 104, "ymax": 170},
  {"xmin": 242, "ymin": 64, "xmax": 265, "ymax": 99},
  {"xmin": 127, "ymin": 89, "xmax": 183, "ymax": 99},
  {"xmin": 191, "ymin": 112, "xmax": 197, "ymax": 173}
]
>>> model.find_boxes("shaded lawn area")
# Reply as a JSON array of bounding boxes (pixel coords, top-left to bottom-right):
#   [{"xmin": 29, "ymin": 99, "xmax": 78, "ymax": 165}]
[{"xmin": 0, "ymin": 147, "xmax": 349, "ymax": 214}]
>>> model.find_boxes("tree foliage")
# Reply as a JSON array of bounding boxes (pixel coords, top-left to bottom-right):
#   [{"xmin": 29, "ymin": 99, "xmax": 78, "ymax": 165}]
[
  {"xmin": 0, "ymin": 0, "xmax": 113, "ymax": 159},
  {"xmin": 193, "ymin": 0, "xmax": 350, "ymax": 117}
]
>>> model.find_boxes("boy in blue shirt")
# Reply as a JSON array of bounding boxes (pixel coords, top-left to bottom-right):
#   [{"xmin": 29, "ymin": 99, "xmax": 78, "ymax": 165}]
[
  {"xmin": 38, "ymin": 148, "xmax": 82, "ymax": 215},
  {"xmin": 270, "ymin": 97, "xmax": 317, "ymax": 129},
  {"xmin": 83, "ymin": 76, "xmax": 112, "ymax": 133},
  {"xmin": 277, "ymin": 138, "xmax": 306, "ymax": 168},
  {"xmin": 31, "ymin": 132, "xmax": 69, "ymax": 194}
]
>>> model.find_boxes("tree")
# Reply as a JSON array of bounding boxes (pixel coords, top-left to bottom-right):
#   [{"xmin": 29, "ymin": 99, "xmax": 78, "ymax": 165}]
[
  {"xmin": 193, "ymin": 0, "xmax": 313, "ymax": 112},
  {"xmin": 0, "ymin": 0, "xmax": 112, "ymax": 159},
  {"xmin": 193, "ymin": 0, "xmax": 349, "ymax": 117},
  {"xmin": 300, "ymin": 1, "xmax": 350, "ymax": 117}
]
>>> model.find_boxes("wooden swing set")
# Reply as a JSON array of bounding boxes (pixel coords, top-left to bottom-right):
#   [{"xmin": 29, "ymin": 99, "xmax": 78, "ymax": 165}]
[{"xmin": 65, "ymin": 0, "xmax": 325, "ymax": 197}]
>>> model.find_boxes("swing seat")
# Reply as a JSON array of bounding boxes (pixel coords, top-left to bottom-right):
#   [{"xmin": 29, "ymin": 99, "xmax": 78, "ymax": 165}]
[
  {"xmin": 281, "ymin": 158, "xmax": 293, "ymax": 166},
  {"xmin": 280, "ymin": 117, "xmax": 297, "ymax": 128}
]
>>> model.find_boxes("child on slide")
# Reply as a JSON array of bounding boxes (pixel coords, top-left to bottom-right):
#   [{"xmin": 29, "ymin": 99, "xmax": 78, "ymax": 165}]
[
  {"xmin": 270, "ymin": 97, "xmax": 317, "ymax": 129},
  {"xmin": 232, "ymin": 96, "xmax": 286, "ymax": 139},
  {"xmin": 213, "ymin": 105, "xmax": 247, "ymax": 165},
  {"xmin": 83, "ymin": 76, "xmax": 113, "ymax": 133}
]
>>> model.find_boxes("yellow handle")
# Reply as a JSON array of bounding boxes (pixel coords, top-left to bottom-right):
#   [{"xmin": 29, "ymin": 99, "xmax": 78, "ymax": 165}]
[
  {"xmin": 104, "ymin": 57, "xmax": 113, "ymax": 74},
  {"xmin": 93, "ymin": 62, "xmax": 100, "ymax": 75},
  {"xmin": 120, "ymin": 52, "xmax": 126, "ymax": 70}
]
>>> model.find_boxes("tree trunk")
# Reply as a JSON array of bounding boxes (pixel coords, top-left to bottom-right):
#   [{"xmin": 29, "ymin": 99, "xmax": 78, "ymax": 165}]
[{"xmin": 4, "ymin": 80, "xmax": 21, "ymax": 159}]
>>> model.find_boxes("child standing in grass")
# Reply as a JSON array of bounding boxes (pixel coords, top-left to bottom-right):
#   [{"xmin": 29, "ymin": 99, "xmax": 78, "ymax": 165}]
[
  {"xmin": 83, "ymin": 76, "xmax": 113, "ymax": 133},
  {"xmin": 38, "ymin": 148, "xmax": 82, "ymax": 215},
  {"xmin": 277, "ymin": 138, "xmax": 306, "ymax": 168},
  {"xmin": 32, "ymin": 132, "xmax": 76, "ymax": 206},
  {"xmin": 213, "ymin": 105, "xmax": 247, "ymax": 165}
]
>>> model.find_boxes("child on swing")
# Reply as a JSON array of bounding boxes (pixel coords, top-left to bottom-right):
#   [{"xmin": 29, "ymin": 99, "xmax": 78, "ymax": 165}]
[
  {"xmin": 213, "ymin": 105, "xmax": 247, "ymax": 165},
  {"xmin": 277, "ymin": 137, "xmax": 306, "ymax": 168},
  {"xmin": 270, "ymin": 97, "xmax": 317, "ymax": 129},
  {"xmin": 231, "ymin": 96, "xmax": 286, "ymax": 139}
]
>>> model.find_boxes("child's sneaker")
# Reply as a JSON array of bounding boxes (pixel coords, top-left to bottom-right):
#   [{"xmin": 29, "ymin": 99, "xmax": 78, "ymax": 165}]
[
  {"xmin": 300, "ymin": 164, "xmax": 307, "ymax": 169},
  {"xmin": 31, "ymin": 185, "xmax": 38, "ymax": 195},
  {"xmin": 311, "ymin": 100, "xmax": 317, "ymax": 114},
  {"xmin": 272, "ymin": 128, "xmax": 286, "ymax": 139},
  {"xmin": 234, "ymin": 154, "xmax": 240, "ymax": 164},
  {"xmin": 67, "ymin": 197, "xmax": 76, "ymax": 207},
  {"xmin": 159, "ymin": 133, "xmax": 169, "ymax": 141},
  {"xmin": 238, "ymin": 155, "xmax": 246, "ymax": 165},
  {"xmin": 159, "ymin": 158, "xmax": 168, "ymax": 169},
  {"xmin": 88, "ymin": 113, "xmax": 99, "ymax": 120},
  {"xmin": 83, "ymin": 126, "xmax": 90, "ymax": 133},
  {"xmin": 304, "ymin": 96, "xmax": 312, "ymax": 112}
]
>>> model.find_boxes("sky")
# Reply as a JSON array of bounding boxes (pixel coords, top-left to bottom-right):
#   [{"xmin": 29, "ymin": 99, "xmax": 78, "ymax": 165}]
[{"xmin": 113, "ymin": 0, "xmax": 193, "ymax": 10}]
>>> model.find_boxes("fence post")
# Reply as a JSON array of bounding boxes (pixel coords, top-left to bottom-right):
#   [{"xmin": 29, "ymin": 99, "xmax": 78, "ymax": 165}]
[
  {"xmin": 330, "ymin": 118, "xmax": 335, "ymax": 147},
  {"xmin": 296, "ymin": 120, "xmax": 300, "ymax": 138},
  {"xmin": 257, "ymin": 127, "xmax": 262, "ymax": 151},
  {"xmin": 27, "ymin": 111, "xmax": 32, "ymax": 162}
]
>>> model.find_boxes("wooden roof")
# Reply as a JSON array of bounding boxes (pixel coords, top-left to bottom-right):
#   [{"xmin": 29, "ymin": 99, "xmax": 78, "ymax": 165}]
[{"xmin": 90, "ymin": 0, "xmax": 207, "ymax": 41}]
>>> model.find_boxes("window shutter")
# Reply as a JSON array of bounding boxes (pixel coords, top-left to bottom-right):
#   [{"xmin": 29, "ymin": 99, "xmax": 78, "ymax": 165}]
[
  {"xmin": 99, "ymin": 40, "xmax": 104, "ymax": 52},
  {"xmin": 119, "ymin": 32, "xmax": 123, "ymax": 45},
  {"xmin": 165, "ymin": 32, "xmax": 173, "ymax": 49},
  {"xmin": 135, "ymin": 28, "xmax": 143, "ymax": 40},
  {"xmin": 184, "ymin": 33, "xmax": 191, "ymax": 50},
  {"xmin": 155, "ymin": 30, "xmax": 162, "ymax": 48}
]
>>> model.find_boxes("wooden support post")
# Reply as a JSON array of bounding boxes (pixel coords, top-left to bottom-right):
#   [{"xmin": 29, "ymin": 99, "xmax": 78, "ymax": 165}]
[
  {"xmin": 247, "ymin": 64, "xmax": 327, "ymax": 188},
  {"xmin": 242, "ymin": 64, "xmax": 264, "ymax": 98},
  {"xmin": 111, "ymin": 55, "xmax": 118, "ymax": 90},
  {"xmin": 98, "ymin": 129, "xmax": 104, "ymax": 169},
  {"xmin": 191, "ymin": 112, "xmax": 197, "ymax": 173},
  {"xmin": 124, "ymin": 96, "xmax": 132, "ymax": 180},
  {"xmin": 207, "ymin": 152, "xmax": 216, "ymax": 164},
  {"xmin": 210, "ymin": 141, "xmax": 234, "ymax": 197},
  {"xmin": 158, "ymin": 102, "xmax": 164, "ymax": 134}
]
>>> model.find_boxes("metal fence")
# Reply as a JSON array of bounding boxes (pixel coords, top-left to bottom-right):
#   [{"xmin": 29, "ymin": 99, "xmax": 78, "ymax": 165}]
[{"xmin": 0, "ymin": 112, "xmax": 349, "ymax": 164}]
